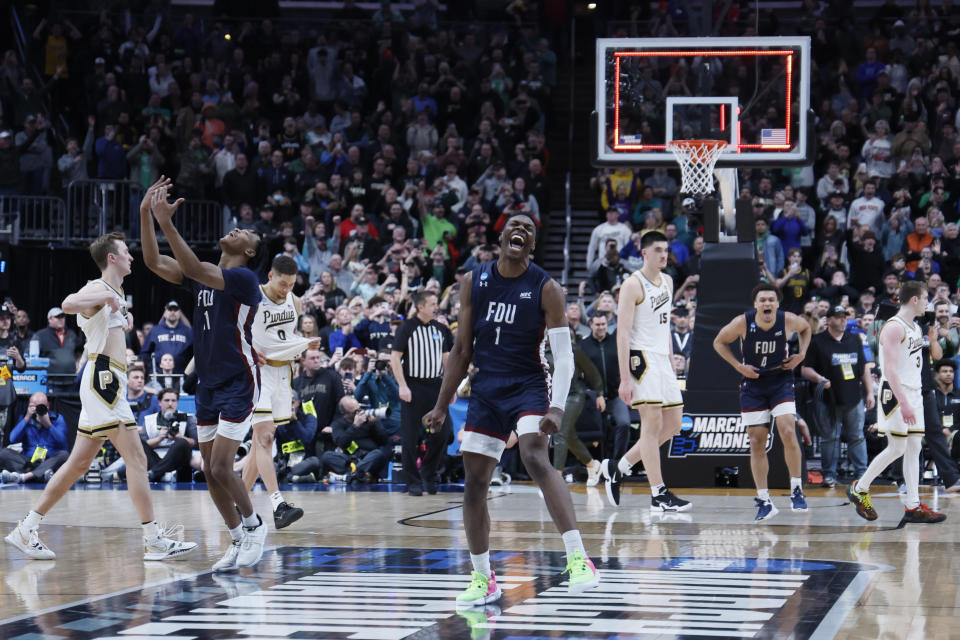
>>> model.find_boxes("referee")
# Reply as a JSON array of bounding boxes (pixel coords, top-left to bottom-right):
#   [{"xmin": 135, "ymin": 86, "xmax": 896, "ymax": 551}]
[{"xmin": 390, "ymin": 290, "xmax": 453, "ymax": 496}]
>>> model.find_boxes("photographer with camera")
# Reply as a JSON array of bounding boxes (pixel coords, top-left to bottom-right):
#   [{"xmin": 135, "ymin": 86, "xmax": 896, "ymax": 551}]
[
  {"xmin": 355, "ymin": 349, "xmax": 401, "ymax": 436},
  {"xmin": 141, "ymin": 388, "xmax": 197, "ymax": 482},
  {"xmin": 319, "ymin": 396, "xmax": 391, "ymax": 483},
  {"xmin": 0, "ymin": 392, "xmax": 69, "ymax": 484}
]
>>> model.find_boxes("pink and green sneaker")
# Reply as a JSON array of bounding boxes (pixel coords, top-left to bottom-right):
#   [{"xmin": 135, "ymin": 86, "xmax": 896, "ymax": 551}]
[{"xmin": 456, "ymin": 570, "xmax": 502, "ymax": 608}]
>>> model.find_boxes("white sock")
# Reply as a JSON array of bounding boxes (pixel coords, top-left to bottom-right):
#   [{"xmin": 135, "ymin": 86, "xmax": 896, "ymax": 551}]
[
  {"xmin": 228, "ymin": 524, "xmax": 244, "ymax": 542},
  {"xmin": 470, "ymin": 551, "xmax": 491, "ymax": 578},
  {"xmin": 23, "ymin": 510, "xmax": 42, "ymax": 531},
  {"xmin": 561, "ymin": 529, "xmax": 586, "ymax": 557},
  {"xmin": 270, "ymin": 492, "xmax": 285, "ymax": 510},
  {"xmin": 651, "ymin": 483, "xmax": 666, "ymax": 497},
  {"xmin": 241, "ymin": 511, "xmax": 260, "ymax": 529},
  {"xmin": 142, "ymin": 521, "xmax": 160, "ymax": 539},
  {"xmin": 790, "ymin": 477, "xmax": 802, "ymax": 492},
  {"xmin": 617, "ymin": 457, "xmax": 633, "ymax": 475},
  {"xmin": 757, "ymin": 488, "xmax": 770, "ymax": 501}
]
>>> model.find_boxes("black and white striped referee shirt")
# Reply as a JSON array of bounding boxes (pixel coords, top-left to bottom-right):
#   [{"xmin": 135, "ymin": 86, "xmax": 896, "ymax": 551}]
[{"xmin": 392, "ymin": 317, "xmax": 453, "ymax": 381}]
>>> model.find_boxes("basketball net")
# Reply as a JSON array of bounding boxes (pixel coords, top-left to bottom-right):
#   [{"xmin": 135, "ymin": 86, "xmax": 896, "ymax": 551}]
[{"xmin": 667, "ymin": 139, "xmax": 727, "ymax": 196}]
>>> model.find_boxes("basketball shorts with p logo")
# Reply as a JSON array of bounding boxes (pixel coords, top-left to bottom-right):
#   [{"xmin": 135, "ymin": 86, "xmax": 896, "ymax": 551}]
[
  {"xmin": 77, "ymin": 354, "xmax": 137, "ymax": 440},
  {"xmin": 877, "ymin": 381, "xmax": 925, "ymax": 437},
  {"xmin": 629, "ymin": 349, "xmax": 683, "ymax": 409}
]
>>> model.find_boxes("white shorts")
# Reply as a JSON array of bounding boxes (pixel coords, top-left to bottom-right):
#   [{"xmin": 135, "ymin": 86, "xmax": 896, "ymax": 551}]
[
  {"xmin": 78, "ymin": 355, "xmax": 137, "ymax": 440},
  {"xmin": 197, "ymin": 414, "xmax": 255, "ymax": 443},
  {"xmin": 629, "ymin": 350, "xmax": 684, "ymax": 409},
  {"xmin": 878, "ymin": 382, "xmax": 925, "ymax": 437},
  {"xmin": 461, "ymin": 413, "xmax": 543, "ymax": 462},
  {"xmin": 741, "ymin": 401, "xmax": 797, "ymax": 427},
  {"xmin": 253, "ymin": 363, "xmax": 293, "ymax": 425}
]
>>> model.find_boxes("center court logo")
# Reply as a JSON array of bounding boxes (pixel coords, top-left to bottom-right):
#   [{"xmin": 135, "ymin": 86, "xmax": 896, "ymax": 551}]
[
  {"xmin": 670, "ymin": 413, "xmax": 774, "ymax": 458},
  {"xmin": 0, "ymin": 548, "xmax": 888, "ymax": 640}
]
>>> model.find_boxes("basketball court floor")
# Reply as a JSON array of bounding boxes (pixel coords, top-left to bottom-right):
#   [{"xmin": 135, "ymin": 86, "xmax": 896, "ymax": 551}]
[{"xmin": 0, "ymin": 481, "xmax": 956, "ymax": 639}]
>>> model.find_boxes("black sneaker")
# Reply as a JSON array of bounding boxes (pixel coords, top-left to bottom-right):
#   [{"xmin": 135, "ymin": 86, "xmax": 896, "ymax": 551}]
[
  {"xmin": 408, "ymin": 484, "xmax": 423, "ymax": 496},
  {"xmin": 273, "ymin": 502, "xmax": 304, "ymax": 529},
  {"xmin": 651, "ymin": 489, "xmax": 692, "ymax": 512},
  {"xmin": 601, "ymin": 459, "xmax": 622, "ymax": 507},
  {"xmin": 425, "ymin": 481, "xmax": 438, "ymax": 495}
]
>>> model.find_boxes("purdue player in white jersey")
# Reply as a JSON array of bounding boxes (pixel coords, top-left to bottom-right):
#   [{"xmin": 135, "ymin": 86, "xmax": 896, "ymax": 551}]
[
  {"xmin": 243, "ymin": 255, "xmax": 318, "ymax": 529},
  {"xmin": 5, "ymin": 217, "xmax": 197, "ymax": 561},
  {"xmin": 601, "ymin": 231, "xmax": 691, "ymax": 511},
  {"xmin": 848, "ymin": 280, "xmax": 946, "ymax": 524}
]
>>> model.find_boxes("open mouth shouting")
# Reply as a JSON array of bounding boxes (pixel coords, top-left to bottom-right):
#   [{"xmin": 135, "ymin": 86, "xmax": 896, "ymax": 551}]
[{"xmin": 508, "ymin": 231, "xmax": 526, "ymax": 251}]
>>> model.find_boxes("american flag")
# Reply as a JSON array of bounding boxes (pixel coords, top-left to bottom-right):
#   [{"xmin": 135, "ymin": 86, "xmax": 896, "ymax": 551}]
[{"xmin": 761, "ymin": 128, "xmax": 787, "ymax": 145}]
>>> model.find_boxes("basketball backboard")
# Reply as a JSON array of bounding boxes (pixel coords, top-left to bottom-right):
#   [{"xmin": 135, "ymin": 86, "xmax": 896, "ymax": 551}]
[{"xmin": 593, "ymin": 37, "xmax": 811, "ymax": 168}]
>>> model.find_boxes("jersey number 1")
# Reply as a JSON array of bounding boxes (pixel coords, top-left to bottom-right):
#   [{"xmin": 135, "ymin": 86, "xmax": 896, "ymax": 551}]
[
  {"xmin": 494, "ymin": 326, "xmax": 501, "ymax": 345},
  {"xmin": 203, "ymin": 310, "xmax": 211, "ymax": 331}
]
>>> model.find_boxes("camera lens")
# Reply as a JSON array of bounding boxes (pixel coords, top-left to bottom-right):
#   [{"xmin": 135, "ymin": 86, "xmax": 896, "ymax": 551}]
[{"xmin": 35, "ymin": 404, "xmax": 48, "ymax": 417}]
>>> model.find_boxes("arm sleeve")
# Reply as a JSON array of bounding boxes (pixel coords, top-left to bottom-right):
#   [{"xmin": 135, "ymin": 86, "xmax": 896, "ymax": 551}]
[{"xmin": 547, "ymin": 327, "xmax": 573, "ymax": 410}]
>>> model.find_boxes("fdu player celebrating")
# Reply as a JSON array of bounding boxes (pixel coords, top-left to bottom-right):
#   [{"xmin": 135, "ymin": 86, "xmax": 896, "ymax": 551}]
[{"xmin": 423, "ymin": 213, "xmax": 600, "ymax": 607}]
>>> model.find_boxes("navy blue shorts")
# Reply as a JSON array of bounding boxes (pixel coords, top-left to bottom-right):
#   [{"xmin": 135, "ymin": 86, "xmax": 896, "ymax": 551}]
[
  {"xmin": 464, "ymin": 374, "xmax": 549, "ymax": 443},
  {"xmin": 739, "ymin": 374, "xmax": 796, "ymax": 427},
  {"xmin": 195, "ymin": 368, "xmax": 260, "ymax": 442}
]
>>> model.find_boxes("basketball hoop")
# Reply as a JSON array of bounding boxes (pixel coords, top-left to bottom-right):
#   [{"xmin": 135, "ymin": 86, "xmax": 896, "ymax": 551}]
[{"xmin": 667, "ymin": 139, "xmax": 728, "ymax": 196}]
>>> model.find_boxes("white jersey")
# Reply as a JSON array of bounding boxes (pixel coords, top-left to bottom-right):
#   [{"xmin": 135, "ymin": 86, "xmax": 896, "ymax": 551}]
[
  {"xmin": 77, "ymin": 279, "xmax": 127, "ymax": 354},
  {"xmin": 252, "ymin": 286, "xmax": 301, "ymax": 361},
  {"xmin": 879, "ymin": 315, "xmax": 923, "ymax": 390},
  {"xmin": 628, "ymin": 270, "xmax": 673, "ymax": 355}
]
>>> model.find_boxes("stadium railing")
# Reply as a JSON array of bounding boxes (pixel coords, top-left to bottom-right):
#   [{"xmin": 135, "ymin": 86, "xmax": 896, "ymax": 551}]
[{"xmin": 0, "ymin": 196, "xmax": 67, "ymax": 245}]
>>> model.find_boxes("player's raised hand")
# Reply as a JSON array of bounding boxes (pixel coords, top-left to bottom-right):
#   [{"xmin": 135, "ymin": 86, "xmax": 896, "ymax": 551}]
[
  {"xmin": 422, "ymin": 406, "xmax": 445, "ymax": 433},
  {"xmin": 538, "ymin": 407, "xmax": 562, "ymax": 435},
  {"xmin": 738, "ymin": 363, "xmax": 760, "ymax": 379},
  {"xmin": 140, "ymin": 175, "xmax": 172, "ymax": 214},
  {"xmin": 151, "ymin": 185, "xmax": 185, "ymax": 226},
  {"xmin": 618, "ymin": 379, "xmax": 633, "ymax": 405}
]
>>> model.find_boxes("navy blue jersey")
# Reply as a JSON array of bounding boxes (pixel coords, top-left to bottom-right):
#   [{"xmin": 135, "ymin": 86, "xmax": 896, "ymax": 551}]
[
  {"xmin": 471, "ymin": 260, "xmax": 551, "ymax": 379},
  {"xmin": 188, "ymin": 267, "xmax": 261, "ymax": 388},
  {"xmin": 742, "ymin": 309, "xmax": 789, "ymax": 374}
]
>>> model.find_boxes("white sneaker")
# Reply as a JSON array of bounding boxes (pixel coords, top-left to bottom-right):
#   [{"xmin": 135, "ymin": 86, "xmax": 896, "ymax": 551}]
[
  {"xmin": 212, "ymin": 539, "xmax": 243, "ymax": 572},
  {"xmin": 5, "ymin": 522, "xmax": 56, "ymax": 560},
  {"xmin": 143, "ymin": 523, "xmax": 199, "ymax": 561},
  {"xmin": 236, "ymin": 516, "xmax": 266, "ymax": 568},
  {"xmin": 162, "ymin": 471, "xmax": 177, "ymax": 483},
  {"xmin": 2, "ymin": 470, "xmax": 23, "ymax": 484},
  {"xmin": 586, "ymin": 460, "xmax": 602, "ymax": 487}
]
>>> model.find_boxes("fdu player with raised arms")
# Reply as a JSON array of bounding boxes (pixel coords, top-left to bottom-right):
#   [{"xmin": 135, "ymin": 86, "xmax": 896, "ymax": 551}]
[{"xmin": 423, "ymin": 213, "xmax": 600, "ymax": 608}]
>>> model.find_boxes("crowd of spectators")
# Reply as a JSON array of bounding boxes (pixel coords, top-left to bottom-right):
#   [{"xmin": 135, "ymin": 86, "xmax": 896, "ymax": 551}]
[
  {"xmin": 578, "ymin": 1, "xmax": 960, "ymax": 487},
  {"xmin": 10, "ymin": 2, "xmax": 960, "ymax": 489},
  {"xmin": 0, "ymin": 1, "xmax": 567, "ymax": 486}
]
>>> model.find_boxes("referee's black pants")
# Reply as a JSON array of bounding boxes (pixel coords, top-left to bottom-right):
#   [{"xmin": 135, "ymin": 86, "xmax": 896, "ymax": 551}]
[{"xmin": 401, "ymin": 378, "xmax": 452, "ymax": 489}]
